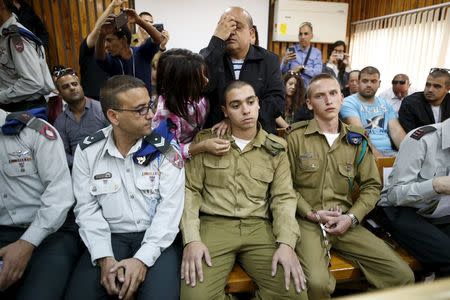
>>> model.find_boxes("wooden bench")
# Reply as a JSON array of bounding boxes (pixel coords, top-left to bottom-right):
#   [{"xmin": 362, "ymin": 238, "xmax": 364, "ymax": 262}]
[{"xmin": 225, "ymin": 156, "xmax": 422, "ymax": 295}]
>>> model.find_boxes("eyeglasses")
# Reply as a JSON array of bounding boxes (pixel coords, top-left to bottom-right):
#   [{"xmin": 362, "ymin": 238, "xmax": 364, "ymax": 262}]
[
  {"xmin": 112, "ymin": 101, "xmax": 152, "ymax": 116},
  {"xmin": 391, "ymin": 80, "xmax": 406, "ymax": 85},
  {"xmin": 429, "ymin": 68, "xmax": 450, "ymax": 74},
  {"xmin": 53, "ymin": 68, "xmax": 76, "ymax": 79}
]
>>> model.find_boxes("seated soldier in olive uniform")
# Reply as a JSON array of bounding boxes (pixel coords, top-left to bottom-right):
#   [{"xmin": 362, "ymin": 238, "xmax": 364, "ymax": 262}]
[
  {"xmin": 287, "ymin": 73, "xmax": 414, "ymax": 300},
  {"xmin": 180, "ymin": 81, "xmax": 307, "ymax": 300}
]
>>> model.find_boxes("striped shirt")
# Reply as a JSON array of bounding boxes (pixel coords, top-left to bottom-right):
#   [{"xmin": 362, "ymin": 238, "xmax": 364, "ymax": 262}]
[{"xmin": 231, "ymin": 58, "xmax": 244, "ymax": 79}]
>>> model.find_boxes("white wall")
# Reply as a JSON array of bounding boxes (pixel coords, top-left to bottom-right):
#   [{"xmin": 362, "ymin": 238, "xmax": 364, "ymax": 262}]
[{"xmin": 135, "ymin": 0, "xmax": 270, "ymax": 53}]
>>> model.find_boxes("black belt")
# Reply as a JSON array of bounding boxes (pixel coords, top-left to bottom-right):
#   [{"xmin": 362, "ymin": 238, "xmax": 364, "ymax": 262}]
[{"xmin": 0, "ymin": 95, "xmax": 46, "ymax": 112}]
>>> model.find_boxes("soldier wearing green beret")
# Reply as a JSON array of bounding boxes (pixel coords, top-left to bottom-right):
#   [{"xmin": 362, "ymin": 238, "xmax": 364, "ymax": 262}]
[{"xmin": 287, "ymin": 73, "xmax": 414, "ymax": 299}]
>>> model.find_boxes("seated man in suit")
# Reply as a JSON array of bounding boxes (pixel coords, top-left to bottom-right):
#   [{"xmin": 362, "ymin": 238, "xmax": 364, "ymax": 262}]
[{"xmin": 398, "ymin": 68, "xmax": 450, "ymax": 133}]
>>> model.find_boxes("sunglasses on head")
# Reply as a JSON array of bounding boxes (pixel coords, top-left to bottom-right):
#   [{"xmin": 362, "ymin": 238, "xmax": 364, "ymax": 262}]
[
  {"xmin": 53, "ymin": 68, "xmax": 76, "ymax": 79},
  {"xmin": 429, "ymin": 68, "xmax": 450, "ymax": 74},
  {"xmin": 392, "ymin": 80, "xmax": 406, "ymax": 85}
]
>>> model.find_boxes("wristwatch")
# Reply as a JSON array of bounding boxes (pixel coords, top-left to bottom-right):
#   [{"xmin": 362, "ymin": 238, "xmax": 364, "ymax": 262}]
[{"xmin": 347, "ymin": 213, "xmax": 359, "ymax": 228}]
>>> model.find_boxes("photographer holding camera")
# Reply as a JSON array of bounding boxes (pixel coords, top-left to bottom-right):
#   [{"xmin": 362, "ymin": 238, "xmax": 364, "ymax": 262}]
[
  {"xmin": 322, "ymin": 40, "xmax": 351, "ymax": 90},
  {"xmin": 95, "ymin": 8, "xmax": 163, "ymax": 93},
  {"xmin": 280, "ymin": 22, "xmax": 322, "ymax": 87}
]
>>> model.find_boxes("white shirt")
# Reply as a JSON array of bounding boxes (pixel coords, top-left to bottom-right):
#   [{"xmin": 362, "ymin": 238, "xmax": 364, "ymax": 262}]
[
  {"xmin": 233, "ymin": 135, "xmax": 251, "ymax": 151},
  {"xmin": 72, "ymin": 126, "xmax": 185, "ymax": 266},
  {"xmin": 379, "ymin": 86, "xmax": 418, "ymax": 113},
  {"xmin": 231, "ymin": 58, "xmax": 244, "ymax": 80},
  {"xmin": 0, "ymin": 109, "xmax": 73, "ymax": 246},
  {"xmin": 431, "ymin": 105, "xmax": 441, "ymax": 123},
  {"xmin": 323, "ymin": 132, "xmax": 339, "ymax": 147}
]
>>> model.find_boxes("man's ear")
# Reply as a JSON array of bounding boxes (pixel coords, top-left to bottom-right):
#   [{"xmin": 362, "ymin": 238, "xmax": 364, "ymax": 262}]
[
  {"xmin": 221, "ymin": 105, "xmax": 228, "ymax": 118},
  {"xmin": 306, "ymin": 98, "xmax": 313, "ymax": 110},
  {"xmin": 107, "ymin": 109, "xmax": 119, "ymax": 126}
]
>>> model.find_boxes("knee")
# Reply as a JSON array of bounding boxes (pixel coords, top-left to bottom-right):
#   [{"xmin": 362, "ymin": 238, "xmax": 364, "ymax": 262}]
[
  {"xmin": 180, "ymin": 282, "xmax": 220, "ymax": 300},
  {"xmin": 386, "ymin": 261, "xmax": 415, "ymax": 286},
  {"xmin": 306, "ymin": 271, "xmax": 334, "ymax": 299}
]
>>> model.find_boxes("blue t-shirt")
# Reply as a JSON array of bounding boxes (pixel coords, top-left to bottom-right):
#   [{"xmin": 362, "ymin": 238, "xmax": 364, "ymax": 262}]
[
  {"xmin": 340, "ymin": 94, "xmax": 398, "ymax": 151},
  {"xmin": 96, "ymin": 38, "xmax": 159, "ymax": 93}
]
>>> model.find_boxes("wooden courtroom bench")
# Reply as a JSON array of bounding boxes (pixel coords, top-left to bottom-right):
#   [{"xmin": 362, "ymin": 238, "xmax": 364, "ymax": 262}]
[{"xmin": 225, "ymin": 156, "xmax": 422, "ymax": 295}]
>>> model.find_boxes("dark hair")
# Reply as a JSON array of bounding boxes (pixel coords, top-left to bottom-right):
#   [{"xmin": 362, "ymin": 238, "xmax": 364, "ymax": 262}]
[
  {"xmin": 306, "ymin": 73, "xmax": 340, "ymax": 99},
  {"xmin": 359, "ymin": 66, "xmax": 380, "ymax": 80},
  {"xmin": 252, "ymin": 25, "xmax": 259, "ymax": 46},
  {"xmin": 349, "ymin": 69, "xmax": 360, "ymax": 77},
  {"xmin": 429, "ymin": 69, "xmax": 450, "ymax": 86},
  {"xmin": 223, "ymin": 81, "xmax": 254, "ymax": 105},
  {"xmin": 327, "ymin": 40, "xmax": 346, "ymax": 59},
  {"xmin": 100, "ymin": 75, "xmax": 147, "ymax": 120},
  {"xmin": 283, "ymin": 71, "xmax": 306, "ymax": 113},
  {"xmin": 2, "ymin": 0, "xmax": 15, "ymax": 12},
  {"xmin": 139, "ymin": 11, "xmax": 153, "ymax": 18},
  {"xmin": 113, "ymin": 25, "xmax": 132, "ymax": 45},
  {"xmin": 328, "ymin": 40, "xmax": 347, "ymax": 84},
  {"xmin": 156, "ymin": 49, "xmax": 207, "ymax": 121}
]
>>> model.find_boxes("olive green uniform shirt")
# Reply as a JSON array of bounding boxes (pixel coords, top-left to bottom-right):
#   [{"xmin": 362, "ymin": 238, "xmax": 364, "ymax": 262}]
[
  {"xmin": 181, "ymin": 128, "xmax": 300, "ymax": 249},
  {"xmin": 287, "ymin": 119, "xmax": 381, "ymax": 229}
]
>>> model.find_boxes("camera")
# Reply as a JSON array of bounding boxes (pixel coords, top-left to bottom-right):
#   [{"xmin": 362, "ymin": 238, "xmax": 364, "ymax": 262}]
[
  {"xmin": 287, "ymin": 46, "xmax": 295, "ymax": 53},
  {"xmin": 115, "ymin": 11, "xmax": 128, "ymax": 30},
  {"xmin": 154, "ymin": 24, "xmax": 164, "ymax": 32},
  {"xmin": 335, "ymin": 53, "xmax": 344, "ymax": 60}
]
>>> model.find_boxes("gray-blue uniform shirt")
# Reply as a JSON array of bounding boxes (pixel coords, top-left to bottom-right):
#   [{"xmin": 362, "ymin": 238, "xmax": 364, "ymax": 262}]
[
  {"xmin": 379, "ymin": 118, "xmax": 450, "ymax": 216},
  {"xmin": 0, "ymin": 109, "xmax": 74, "ymax": 246},
  {"xmin": 72, "ymin": 126, "xmax": 185, "ymax": 266},
  {"xmin": 0, "ymin": 15, "xmax": 54, "ymax": 104}
]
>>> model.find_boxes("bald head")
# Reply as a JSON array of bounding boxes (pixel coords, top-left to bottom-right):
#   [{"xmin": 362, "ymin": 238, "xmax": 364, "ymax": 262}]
[{"xmin": 225, "ymin": 6, "xmax": 253, "ymax": 28}]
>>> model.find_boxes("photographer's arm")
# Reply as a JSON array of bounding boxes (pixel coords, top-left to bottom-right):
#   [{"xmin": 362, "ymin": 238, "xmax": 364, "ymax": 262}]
[{"xmin": 87, "ymin": 0, "xmax": 127, "ymax": 48}]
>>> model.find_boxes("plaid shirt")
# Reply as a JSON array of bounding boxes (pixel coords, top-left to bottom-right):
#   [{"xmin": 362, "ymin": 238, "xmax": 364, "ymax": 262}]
[{"xmin": 152, "ymin": 96, "xmax": 209, "ymax": 160}]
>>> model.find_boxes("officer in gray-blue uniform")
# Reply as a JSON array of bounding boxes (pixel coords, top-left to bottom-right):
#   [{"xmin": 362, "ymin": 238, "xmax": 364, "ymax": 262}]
[
  {"xmin": 0, "ymin": 0, "xmax": 54, "ymax": 112},
  {"xmin": 379, "ymin": 118, "xmax": 450, "ymax": 277},
  {"xmin": 65, "ymin": 75, "xmax": 184, "ymax": 300},
  {"xmin": 0, "ymin": 108, "xmax": 81, "ymax": 299}
]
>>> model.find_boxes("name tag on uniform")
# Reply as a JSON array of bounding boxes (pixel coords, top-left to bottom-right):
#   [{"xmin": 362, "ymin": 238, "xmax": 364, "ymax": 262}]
[{"xmin": 94, "ymin": 172, "xmax": 112, "ymax": 180}]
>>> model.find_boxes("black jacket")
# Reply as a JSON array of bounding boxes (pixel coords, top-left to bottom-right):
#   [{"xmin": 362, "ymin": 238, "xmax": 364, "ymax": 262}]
[
  {"xmin": 398, "ymin": 91, "xmax": 450, "ymax": 133},
  {"xmin": 200, "ymin": 36, "xmax": 284, "ymax": 134}
]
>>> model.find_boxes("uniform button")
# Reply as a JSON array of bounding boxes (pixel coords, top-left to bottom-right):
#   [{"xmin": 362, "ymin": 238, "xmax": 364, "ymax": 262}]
[
  {"xmin": 130, "ymin": 195, "xmax": 135, "ymax": 199},
  {"xmin": 20, "ymin": 169, "xmax": 25, "ymax": 172},
  {"xmin": 137, "ymin": 220, "xmax": 141, "ymax": 224},
  {"xmin": 126, "ymin": 168, "xmax": 131, "ymax": 173},
  {"xmin": 11, "ymin": 210, "xmax": 16, "ymax": 215},
  {"xmin": 3, "ymin": 194, "xmax": 7, "ymax": 198}
]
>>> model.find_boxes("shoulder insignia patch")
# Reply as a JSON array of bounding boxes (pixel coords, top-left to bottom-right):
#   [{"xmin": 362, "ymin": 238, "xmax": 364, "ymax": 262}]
[
  {"xmin": 289, "ymin": 120, "xmax": 309, "ymax": 132},
  {"xmin": 263, "ymin": 133, "xmax": 287, "ymax": 156},
  {"xmin": 80, "ymin": 130, "xmax": 106, "ymax": 150},
  {"xmin": 346, "ymin": 125, "xmax": 368, "ymax": 146},
  {"xmin": 411, "ymin": 126, "xmax": 436, "ymax": 140}
]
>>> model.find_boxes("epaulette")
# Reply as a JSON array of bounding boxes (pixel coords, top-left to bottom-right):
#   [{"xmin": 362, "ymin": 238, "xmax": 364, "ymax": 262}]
[
  {"xmin": 346, "ymin": 125, "xmax": 369, "ymax": 146},
  {"xmin": 1, "ymin": 108, "xmax": 57, "ymax": 140},
  {"xmin": 133, "ymin": 119, "xmax": 183, "ymax": 168},
  {"xmin": 3, "ymin": 25, "xmax": 43, "ymax": 54},
  {"xmin": 347, "ymin": 125, "xmax": 370, "ymax": 168},
  {"xmin": 79, "ymin": 130, "xmax": 106, "ymax": 150},
  {"xmin": 288, "ymin": 120, "xmax": 309, "ymax": 133},
  {"xmin": 411, "ymin": 126, "xmax": 436, "ymax": 140},
  {"xmin": 263, "ymin": 133, "xmax": 287, "ymax": 156}
]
